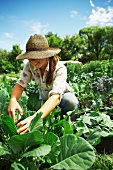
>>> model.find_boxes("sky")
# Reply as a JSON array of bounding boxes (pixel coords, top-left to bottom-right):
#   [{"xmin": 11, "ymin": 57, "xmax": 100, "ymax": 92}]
[{"xmin": 0, "ymin": 0, "xmax": 113, "ymax": 51}]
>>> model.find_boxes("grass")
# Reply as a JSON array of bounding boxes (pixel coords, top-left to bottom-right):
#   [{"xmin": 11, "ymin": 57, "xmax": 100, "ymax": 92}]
[{"xmin": 90, "ymin": 152, "xmax": 113, "ymax": 170}]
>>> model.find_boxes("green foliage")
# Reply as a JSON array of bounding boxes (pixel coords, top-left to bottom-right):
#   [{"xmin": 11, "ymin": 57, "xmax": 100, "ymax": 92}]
[
  {"xmin": 2, "ymin": 116, "xmax": 18, "ymax": 137},
  {"xmin": 0, "ymin": 114, "xmax": 95, "ymax": 170},
  {"xmin": 46, "ymin": 33, "xmax": 63, "ymax": 48},
  {"xmin": 24, "ymin": 81, "xmax": 44, "ymax": 111},
  {"xmin": 0, "ymin": 88, "xmax": 9, "ymax": 117},
  {"xmin": 1, "ymin": 58, "xmax": 113, "ymax": 169},
  {"xmin": 29, "ymin": 112, "xmax": 43, "ymax": 131},
  {"xmin": 45, "ymin": 26, "xmax": 113, "ymax": 63},
  {"xmin": 51, "ymin": 135, "xmax": 95, "ymax": 170},
  {"xmin": 89, "ymin": 153, "xmax": 113, "ymax": 170},
  {"xmin": 78, "ymin": 26, "xmax": 113, "ymax": 63},
  {"xmin": 0, "ymin": 78, "xmax": 96, "ymax": 169},
  {"xmin": 67, "ymin": 59, "xmax": 113, "ymax": 77},
  {"xmin": 0, "ymin": 45, "xmax": 23, "ymax": 74},
  {"xmin": 74, "ymin": 111, "xmax": 113, "ymax": 144},
  {"xmin": 67, "ymin": 60, "xmax": 113, "ymax": 110},
  {"xmin": 8, "ymin": 45, "xmax": 23, "ymax": 73},
  {"xmin": 82, "ymin": 60, "xmax": 113, "ymax": 75}
]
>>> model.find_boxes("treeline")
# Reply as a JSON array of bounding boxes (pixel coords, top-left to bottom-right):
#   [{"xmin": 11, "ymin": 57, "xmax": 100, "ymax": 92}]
[
  {"xmin": 0, "ymin": 26, "xmax": 113, "ymax": 74},
  {"xmin": 0, "ymin": 45, "xmax": 23, "ymax": 74}
]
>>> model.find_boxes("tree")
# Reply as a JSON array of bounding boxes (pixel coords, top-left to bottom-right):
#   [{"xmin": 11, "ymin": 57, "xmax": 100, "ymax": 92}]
[
  {"xmin": 0, "ymin": 45, "xmax": 23, "ymax": 74},
  {"xmin": 104, "ymin": 26, "xmax": 113, "ymax": 59},
  {"xmin": 0, "ymin": 49, "xmax": 13, "ymax": 73},
  {"xmin": 78, "ymin": 26, "xmax": 113, "ymax": 62},
  {"xmin": 46, "ymin": 33, "xmax": 63, "ymax": 49},
  {"xmin": 60, "ymin": 35, "xmax": 79, "ymax": 61},
  {"xmin": 8, "ymin": 45, "xmax": 23, "ymax": 73}
]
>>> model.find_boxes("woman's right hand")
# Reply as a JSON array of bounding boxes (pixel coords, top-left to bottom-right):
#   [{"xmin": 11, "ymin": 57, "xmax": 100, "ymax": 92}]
[{"xmin": 8, "ymin": 98, "xmax": 23, "ymax": 122}]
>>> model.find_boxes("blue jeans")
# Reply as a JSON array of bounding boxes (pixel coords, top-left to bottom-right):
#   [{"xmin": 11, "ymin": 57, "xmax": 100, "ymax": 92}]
[{"xmin": 58, "ymin": 92, "xmax": 79, "ymax": 114}]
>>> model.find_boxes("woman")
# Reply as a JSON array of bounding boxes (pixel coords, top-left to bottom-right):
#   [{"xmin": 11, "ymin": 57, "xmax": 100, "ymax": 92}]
[{"xmin": 8, "ymin": 34, "xmax": 79, "ymax": 134}]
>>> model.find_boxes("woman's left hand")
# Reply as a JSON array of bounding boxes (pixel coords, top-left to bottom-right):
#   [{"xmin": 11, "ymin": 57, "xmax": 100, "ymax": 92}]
[{"xmin": 17, "ymin": 116, "xmax": 34, "ymax": 134}]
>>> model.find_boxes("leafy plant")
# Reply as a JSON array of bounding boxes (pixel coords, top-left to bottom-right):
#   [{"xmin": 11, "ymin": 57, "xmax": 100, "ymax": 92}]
[
  {"xmin": 0, "ymin": 113, "xmax": 96, "ymax": 170},
  {"xmin": 74, "ymin": 111, "xmax": 113, "ymax": 148}
]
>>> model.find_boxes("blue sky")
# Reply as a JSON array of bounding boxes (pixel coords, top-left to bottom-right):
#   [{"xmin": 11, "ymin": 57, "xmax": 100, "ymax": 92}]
[{"xmin": 0, "ymin": 0, "xmax": 113, "ymax": 51}]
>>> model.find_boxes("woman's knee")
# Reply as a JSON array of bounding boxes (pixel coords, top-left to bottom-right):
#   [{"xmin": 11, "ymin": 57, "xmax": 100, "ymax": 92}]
[
  {"xmin": 59, "ymin": 92, "xmax": 79, "ymax": 113},
  {"xmin": 69, "ymin": 98, "xmax": 79, "ymax": 110}
]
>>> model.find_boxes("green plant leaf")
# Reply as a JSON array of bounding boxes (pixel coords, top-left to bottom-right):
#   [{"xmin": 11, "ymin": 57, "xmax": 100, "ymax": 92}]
[
  {"xmin": 0, "ymin": 142, "xmax": 10, "ymax": 156},
  {"xmin": 63, "ymin": 119, "xmax": 73, "ymax": 135},
  {"xmin": 86, "ymin": 126, "xmax": 102, "ymax": 146},
  {"xmin": 27, "ymin": 93, "xmax": 40, "ymax": 111},
  {"xmin": 75, "ymin": 120, "xmax": 89, "ymax": 134},
  {"xmin": 8, "ymin": 130, "xmax": 43, "ymax": 153},
  {"xmin": 50, "ymin": 135, "xmax": 95, "ymax": 170},
  {"xmin": 44, "ymin": 132, "xmax": 59, "ymax": 145},
  {"xmin": 102, "ymin": 114, "xmax": 113, "ymax": 128},
  {"xmin": 29, "ymin": 112, "xmax": 43, "ymax": 132},
  {"xmin": 2, "ymin": 116, "xmax": 18, "ymax": 137},
  {"xmin": 44, "ymin": 132, "xmax": 60, "ymax": 164},
  {"xmin": 22, "ymin": 145, "xmax": 51, "ymax": 158},
  {"xmin": 82, "ymin": 112, "xmax": 102, "ymax": 126},
  {"xmin": 10, "ymin": 162, "xmax": 26, "ymax": 170}
]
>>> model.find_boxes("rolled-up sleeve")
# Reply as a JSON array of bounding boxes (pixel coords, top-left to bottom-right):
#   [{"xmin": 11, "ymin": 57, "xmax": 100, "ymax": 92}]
[
  {"xmin": 48, "ymin": 64, "xmax": 68, "ymax": 101},
  {"xmin": 17, "ymin": 62, "xmax": 32, "ymax": 88}
]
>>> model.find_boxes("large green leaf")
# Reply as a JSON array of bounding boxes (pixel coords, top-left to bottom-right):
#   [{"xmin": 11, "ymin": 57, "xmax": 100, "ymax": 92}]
[
  {"xmin": 0, "ymin": 142, "xmax": 10, "ymax": 156},
  {"xmin": 50, "ymin": 135, "xmax": 95, "ymax": 170},
  {"xmin": 44, "ymin": 132, "xmax": 60, "ymax": 163},
  {"xmin": 2, "ymin": 116, "xmax": 18, "ymax": 137},
  {"xmin": 22, "ymin": 145, "xmax": 51, "ymax": 158},
  {"xmin": 8, "ymin": 130, "xmax": 43, "ymax": 153},
  {"xmin": 29, "ymin": 112, "xmax": 43, "ymax": 132},
  {"xmin": 44, "ymin": 132, "xmax": 59, "ymax": 145}
]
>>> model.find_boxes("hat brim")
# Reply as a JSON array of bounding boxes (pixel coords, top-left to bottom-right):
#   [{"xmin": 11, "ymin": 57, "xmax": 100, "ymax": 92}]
[{"xmin": 16, "ymin": 48, "xmax": 61, "ymax": 60}]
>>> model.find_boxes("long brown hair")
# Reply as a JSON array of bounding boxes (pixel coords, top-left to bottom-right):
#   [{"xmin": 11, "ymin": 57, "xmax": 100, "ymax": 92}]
[{"xmin": 46, "ymin": 55, "xmax": 60, "ymax": 85}]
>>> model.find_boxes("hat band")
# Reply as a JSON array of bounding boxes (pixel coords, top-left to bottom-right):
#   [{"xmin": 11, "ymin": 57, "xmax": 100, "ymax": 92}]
[{"xmin": 26, "ymin": 47, "xmax": 49, "ymax": 52}]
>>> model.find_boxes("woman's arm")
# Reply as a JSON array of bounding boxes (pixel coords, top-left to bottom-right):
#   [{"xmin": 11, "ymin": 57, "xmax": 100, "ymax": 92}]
[
  {"xmin": 8, "ymin": 84, "xmax": 25, "ymax": 121},
  {"xmin": 34, "ymin": 94, "xmax": 60, "ymax": 119},
  {"xmin": 17, "ymin": 94, "xmax": 60, "ymax": 134},
  {"xmin": 10, "ymin": 83, "xmax": 24, "ymax": 100}
]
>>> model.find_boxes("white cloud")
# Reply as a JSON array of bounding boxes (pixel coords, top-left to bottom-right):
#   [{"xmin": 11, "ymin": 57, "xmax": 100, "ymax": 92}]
[
  {"xmin": 90, "ymin": 0, "xmax": 95, "ymax": 7},
  {"xmin": 31, "ymin": 22, "xmax": 49, "ymax": 34},
  {"xmin": 31, "ymin": 22, "xmax": 43, "ymax": 33},
  {"xmin": 4, "ymin": 33, "xmax": 14, "ymax": 38},
  {"xmin": 108, "ymin": 0, "xmax": 111, "ymax": 3},
  {"xmin": 22, "ymin": 20, "xmax": 49, "ymax": 34},
  {"xmin": 70, "ymin": 10, "xmax": 78, "ymax": 18},
  {"xmin": 87, "ymin": 6, "xmax": 113, "ymax": 26}
]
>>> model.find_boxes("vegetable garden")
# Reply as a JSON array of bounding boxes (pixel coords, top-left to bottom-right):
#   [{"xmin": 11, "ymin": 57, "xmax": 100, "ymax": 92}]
[{"xmin": 0, "ymin": 59, "xmax": 113, "ymax": 170}]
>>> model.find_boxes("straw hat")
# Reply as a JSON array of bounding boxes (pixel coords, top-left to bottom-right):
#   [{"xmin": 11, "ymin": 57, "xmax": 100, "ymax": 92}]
[{"xmin": 16, "ymin": 34, "xmax": 61, "ymax": 60}]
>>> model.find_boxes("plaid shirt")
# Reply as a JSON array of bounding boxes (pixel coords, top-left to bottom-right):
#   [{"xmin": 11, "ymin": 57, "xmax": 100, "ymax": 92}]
[{"xmin": 17, "ymin": 60, "xmax": 74, "ymax": 101}]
